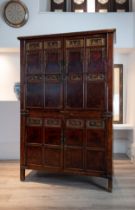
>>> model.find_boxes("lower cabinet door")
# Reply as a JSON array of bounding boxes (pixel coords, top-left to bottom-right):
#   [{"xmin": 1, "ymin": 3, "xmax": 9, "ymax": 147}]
[
  {"xmin": 64, "ymin": 118, "xmax": 84, "ymax": 171},
  {"xmin": 43, "ymin": 117, "xmax": 63, "ymax": 169},
  {"xmin": 85, "ymin": 119, "xmax": 106, "ymax": 172}
]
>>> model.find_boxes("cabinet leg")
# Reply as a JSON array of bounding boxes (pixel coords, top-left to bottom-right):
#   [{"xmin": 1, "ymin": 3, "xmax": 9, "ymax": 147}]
[
  {"xmin": 20, "ymin": 167, "xmax": 25, "ymax": 181},
  {"xmin": 108, "ymin": 177, "xmax": 112, "ymax": 192}
]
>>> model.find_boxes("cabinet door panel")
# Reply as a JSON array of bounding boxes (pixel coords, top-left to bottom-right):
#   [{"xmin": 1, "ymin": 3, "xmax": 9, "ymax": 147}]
[
  {"xmin": 86, "ymin": 37, "xmax": 106, "ymax": 74},
  {"xmin": 64, "ymin": 148, "xmax": 83, "ymax": 170},
  {"xmin": 65, "ymin": 129, "xmax": 83, "ymax": 146},
  {"xmin": 26, "ymin": 82, "xmax": 44, "ymax": 108},
  {"xmin": 65, "ymin": 39, "xmax": 84, "ymax": 74},
  {"xmin": 86, "ymin": 119, "xmax": 105, "ymax": 148},
  {"xmin": 64, "ymin": 119, "xmax": 84, "ymax": 171},
  {"xmin": 27, "ymin": 146, "xmax": 43, "ymax": 165},
  {"xmin": 86, "ymin": 81, "xmax": 106, "ymax": 110},
  {"xmin": 86, "ymin": 150, "xmax": 105, "ymax": 171},
  {"xmin": 44, "ymin": 126, "xmax": 61, "ymax": 146},
  {"xmin": 44, "ymin": 148, "xmax": 62, "ymax": 168},
  {"xmin": 66, "ymin": 75, "xmax": 83, "ymax": 108},
  {"xmin": 44, "ymin": 40, "xmax": 63, "ymax": 74},
  {"xmin": 67, "ymin": 50, "xmax": 83, "ymax": 74},
  {"xmin": 26, "ymin": 118, "xmax": 43, "ymax": 144},
  {"xmin": 26, "ymin": 51, "xmax": 43, "ymax": 74},
  {"xmin": 65, "ymin": 38, "xmax": 84, "ymax": 109},
  {"xmin": 45, "ymin": 75, "xmax": 63, "ymax": 109},
  {"xmin": 45, "ymin": 50, "xmax": 62, "ymax": 74},
  {"xmin": 44, "ymin": 117, "xmax": 63, "ymax": 169}
]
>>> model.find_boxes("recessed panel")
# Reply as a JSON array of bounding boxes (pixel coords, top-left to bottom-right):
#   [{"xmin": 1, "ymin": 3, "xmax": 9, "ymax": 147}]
[
  {"xmin": 45, "ymin": 50, "xmax": 62, "ymax": 74},
  {"xmin": 86, "ymin": 81, "xmax": 105, "ymax": 110},
  {"xmin": 44, "ymin": 148, "xmax": 62, "ymax": 167},
  {"xmin": 64, "ymin": 148, "xmax": 83, "ymax": 170},
  {"xmin": 86, "ymin": 150, "xmax": 105, "ymax": 171},
  {"xmin": 26, "ymin": 51, "xmax": 43, "ymax": 74},
  {"xmin": 27, "ymin": 146, "xmax": 43, "ymax": 165},
  {"xmin": 26, "ymin": 83, "xmax": 44, "ymax": 108}
]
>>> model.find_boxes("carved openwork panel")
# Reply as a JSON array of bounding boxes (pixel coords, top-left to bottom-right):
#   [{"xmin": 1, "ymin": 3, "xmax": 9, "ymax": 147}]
[
  {"xmin": 26, "ymin": 41, "xmax": 42, "ymax": 51},
  {"xmin": 86, "ymin": 81, "xmax": 106, "ymax": 110},
  {"xmin": 26, "ymin": 51, "xmax": 43, "ymax": 74}
]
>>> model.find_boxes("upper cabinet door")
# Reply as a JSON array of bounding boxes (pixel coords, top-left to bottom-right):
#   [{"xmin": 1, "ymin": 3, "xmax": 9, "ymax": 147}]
[
  {"xmin": 26, "ymin": 41, "xmax": 43, "ymax": 75},
  {"xmin": 44, "ymin": 39, "xmax": 63, "ymax": 109},
  {"xmin": 25, "ymin": 41, "xmax": 44, "ymax": 109},
  {"xmin": 85, "ymin": 35, "xmax": 107, "ymax": 111},
  {"xmin": 64, "ymin": 38, "xmax": 84, "ymax": 109}
]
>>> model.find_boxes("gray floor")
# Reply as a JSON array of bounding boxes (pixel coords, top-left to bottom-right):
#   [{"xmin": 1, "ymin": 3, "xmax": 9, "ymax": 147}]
[{"xmin": 0, "ymin": 155, "xmax": 135, "ymax": 210}]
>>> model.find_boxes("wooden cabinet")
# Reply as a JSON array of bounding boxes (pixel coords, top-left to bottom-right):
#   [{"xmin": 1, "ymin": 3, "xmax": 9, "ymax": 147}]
[{"xmin": 18, "ymin": 29, "xmax": 115, "ymax": 191}]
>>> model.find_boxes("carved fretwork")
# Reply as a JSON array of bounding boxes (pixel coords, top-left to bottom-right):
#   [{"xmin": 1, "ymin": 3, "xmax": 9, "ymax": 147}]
[
  {"xmin": 86, "ymin": 38, "xmax": 105, "ymax": 47},
  {"xmin": 66, "ymin": 119, "xmax": 84, "ymax": 129},
  {"xmin": 26, "ymin": 42, "xmax": 42, "ymax": 51},
  {"xmin": 44, "ymin": 118, "xmax": 61, "ymax": 127},
  {"xmin": 27, "ymin": 118, "xmax": 43, "ymax": 126},
  {"xmin": 69, "ymin": 74, "xmax": 83, "ymax": 81},
  {"xmin": 86, "ymin": 120, "xmax": 105, "ymax": 129},
  {"xmin": 44, "ymin": 41, "xmax": 61, "ymax": 49},
  {"xmin": 45, "ymin": 74, "xmax": 61, "ymax": 82},
  {"xmin": 27, "ymin": 75, "xmax": 44, "ymax": 83},
  {"xmin": 66, "ymin": 39, "xmax": 84, "ymax": 48},
  {"xmin": 87, "ymin": 73, "xmax": 104, "ymax": 81}
]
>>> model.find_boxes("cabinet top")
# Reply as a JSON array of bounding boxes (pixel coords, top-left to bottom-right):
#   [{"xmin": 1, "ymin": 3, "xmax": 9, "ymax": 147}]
[{"xmin": 18, "ymin": 28, "xmax": 116, "ymax": 40}]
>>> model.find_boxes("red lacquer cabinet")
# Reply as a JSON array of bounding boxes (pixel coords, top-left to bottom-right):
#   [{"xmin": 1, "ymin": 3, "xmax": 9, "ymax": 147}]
[{"xmin": 18, "ymin": 29, "xmax": 115, "ymax": 192}]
